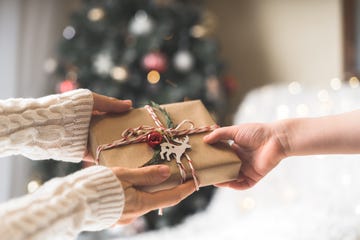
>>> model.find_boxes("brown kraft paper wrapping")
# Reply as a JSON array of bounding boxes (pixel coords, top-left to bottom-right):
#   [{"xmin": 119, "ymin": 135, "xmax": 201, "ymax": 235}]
[{"xmin": 89, "ymin": 100, "xmax": 241, "ymax": 192}]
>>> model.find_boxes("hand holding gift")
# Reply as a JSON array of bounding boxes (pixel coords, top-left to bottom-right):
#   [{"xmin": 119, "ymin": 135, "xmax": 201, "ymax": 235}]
[
  {"xmin": 111, "ymin": 165, "xmax": 195, "ymax": 224},
  {"xmin": 89, "ymin": 100, "xmax": 241, "ymax": 192},
  {"xmin": 204, "ymin": 123, "xmax": 284, "ymax": 190}
]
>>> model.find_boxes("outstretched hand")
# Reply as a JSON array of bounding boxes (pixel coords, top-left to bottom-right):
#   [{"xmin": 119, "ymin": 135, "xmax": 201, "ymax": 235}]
[
  {"xmin": 203, "ymin": 123, "xmax": 287, "ymax": 190},
  {"xmin": 112, "ymin": 165, "xmax": 195, "ymax": 224}
]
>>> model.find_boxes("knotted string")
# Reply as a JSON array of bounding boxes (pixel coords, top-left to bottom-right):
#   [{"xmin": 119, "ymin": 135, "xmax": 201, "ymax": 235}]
[{"xmin": 95, "ymin": 104, "xmax": 218, "ymax": 191}]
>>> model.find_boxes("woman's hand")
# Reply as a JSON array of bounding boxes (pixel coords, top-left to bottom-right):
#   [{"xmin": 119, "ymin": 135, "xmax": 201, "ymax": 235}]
[
  {"xmin": 203, "ymin": 123, "xmax": 287, "ymax": 190},
  {"xmin": 83, "ymin": 92, "xmax": 133, "ymax": 162},
  {"xmin": 112, "ymin": 165, "xmax": 196, "ymax": 224}
]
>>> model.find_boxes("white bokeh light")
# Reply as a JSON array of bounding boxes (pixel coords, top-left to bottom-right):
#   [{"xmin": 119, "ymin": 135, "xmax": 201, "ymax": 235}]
[
  {"xmin": 27, "ymin": 180, "xmax": 40, "ymax": 193},
  {"xmin": 111, "ymin": 66, "xmax": 128, "ymax": 82},
  {"xmin": 330, "ymin": 78, "xmax": 342, "ymax": 90},
  {"xmin": 288, "ymin": 81, "xmax": 302, "ymax": 95},
  {"xmin": 63, "ymin": 26, "xmax": 76, "ymax": 40}
]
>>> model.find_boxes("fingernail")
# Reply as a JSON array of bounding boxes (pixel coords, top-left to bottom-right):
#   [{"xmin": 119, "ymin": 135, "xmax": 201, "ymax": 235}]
[
  {"xmin": 158, "ymin": 165, "xmax": 170, "ymax": 178},
  {"xmin": 203, "ymin": 135, "xmax": 209, "ymax": 141},
  {"xmin": 123, "ymin": 100, "xmax": 132, "ymax": 106}
]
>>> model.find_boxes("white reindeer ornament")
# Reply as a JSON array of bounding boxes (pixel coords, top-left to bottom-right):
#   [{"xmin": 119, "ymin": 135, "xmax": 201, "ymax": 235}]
[{"xmin": 159, "ymin": 135, "xmax": 191, "ymax": 164}]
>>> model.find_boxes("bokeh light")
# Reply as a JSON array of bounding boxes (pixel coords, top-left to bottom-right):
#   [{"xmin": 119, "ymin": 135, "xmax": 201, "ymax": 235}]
[
  {"xmin": 111, "ymin": 66, "xmax": 128, "ymax": 82},
  {"xmin": 27, "ymin": 180, "xmax": 40, "ymax": 193},
  {"xmin": 330, "ymin": 78, "xmax": 342, "ymax": 90},
  {"xmin": 147, "ymin": 70, "xmax": 160, "ymax": 84},
  {"xmin": 62, "ymin": 26, "xmax": 76, "ymax": 40},
  {"xmin": 88, "ymin": 8, "xmax": 105, "ymax": 21},
  {"xmin": 349, "ymin": 76, "xmax": 360, "ymax": 88},
  {"xmin": 288, "ymin": 81, "xmax": 302, "ymax": 95},
  {"xmin": 190, "ymin": 25, "xmax": 207, "ymax": 38},
  {"xmin": 43, "ymin": 58, "xmax": 58, "ymax": 74},
  {"xmin": 58, "ymin": 80, "xmax": 77, "ymax": 93}
]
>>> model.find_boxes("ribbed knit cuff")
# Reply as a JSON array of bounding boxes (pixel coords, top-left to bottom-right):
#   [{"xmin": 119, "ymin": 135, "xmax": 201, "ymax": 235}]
[
  {"xmin": 55, "ymin": 89, "xmax": 94, "ymax": 162},
  {"xmin": 69, "ymin": 166, "xmax": 125, "ymax": 231}
]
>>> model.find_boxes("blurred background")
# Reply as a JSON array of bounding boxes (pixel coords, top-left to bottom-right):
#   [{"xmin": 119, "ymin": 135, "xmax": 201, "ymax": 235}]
[{"xmin": 1, "ymin": 0, "xmax": 359, "ymax": 239}]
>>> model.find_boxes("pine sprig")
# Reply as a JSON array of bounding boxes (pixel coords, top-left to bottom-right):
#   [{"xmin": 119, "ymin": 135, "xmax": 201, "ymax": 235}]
[{"xmin": 150, "ymin": 101, "xmax": 175, "ymax": 128}]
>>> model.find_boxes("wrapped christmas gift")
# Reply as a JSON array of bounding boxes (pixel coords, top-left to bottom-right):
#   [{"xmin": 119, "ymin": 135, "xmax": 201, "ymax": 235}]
[{"xmin": 89, "ymin": 100, "xmax": 241, "ymax": 192}]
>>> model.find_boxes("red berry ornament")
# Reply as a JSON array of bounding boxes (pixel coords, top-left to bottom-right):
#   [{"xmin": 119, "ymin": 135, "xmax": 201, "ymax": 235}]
[{"xmin": 147, "ymin": 131, "xmax": 163, "ymax": 148}]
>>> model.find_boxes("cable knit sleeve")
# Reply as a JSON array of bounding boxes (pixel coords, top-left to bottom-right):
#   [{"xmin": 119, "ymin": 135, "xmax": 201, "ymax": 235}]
[
  {"xmin": 0, "ymin": 165, "xmax": 125, "ymax": 240},
  {"xmin": 0, "ymin": 89, "xmax": 93, "ymax": 162}
]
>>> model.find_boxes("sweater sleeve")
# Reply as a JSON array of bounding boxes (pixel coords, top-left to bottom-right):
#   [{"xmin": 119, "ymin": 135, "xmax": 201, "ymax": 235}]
[
  {"xmin": 0, "ymin": 166, "xmax": 124, "ymax": 240},
  {"xmin": 0, "ymin": 89, "xmax": 93, "ymax": 162}
]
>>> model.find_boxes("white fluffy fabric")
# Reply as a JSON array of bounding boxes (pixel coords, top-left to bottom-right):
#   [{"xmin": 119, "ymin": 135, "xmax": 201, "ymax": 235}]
[{"xmin": 122, "ymin": 84, "xmax": 360, "ymax": 240}]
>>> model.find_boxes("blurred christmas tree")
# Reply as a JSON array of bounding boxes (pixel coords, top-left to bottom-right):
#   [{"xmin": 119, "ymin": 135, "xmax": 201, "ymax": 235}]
[
  {"xmin": 56, "ymin": 0, "xmax": 230, "ymax": 113},
  {"xmin": 36, "ymin": 0, "xmax": 236, "ymax": 234}
]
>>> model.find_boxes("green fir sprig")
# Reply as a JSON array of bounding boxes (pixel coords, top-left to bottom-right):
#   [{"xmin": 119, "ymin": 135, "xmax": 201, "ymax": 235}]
[
  {"xmin": 143, "ymin": 102, "xmax": 174, "ymax": 166},
  {"xmin": 150, "ymin": 101, "xmax": 174, "ymax": 128}
]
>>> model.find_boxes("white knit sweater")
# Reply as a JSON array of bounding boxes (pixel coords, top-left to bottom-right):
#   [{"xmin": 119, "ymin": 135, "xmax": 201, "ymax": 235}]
[{"xmin": 0, "ymin": 89, "xmax": 124, "ymax": 240}]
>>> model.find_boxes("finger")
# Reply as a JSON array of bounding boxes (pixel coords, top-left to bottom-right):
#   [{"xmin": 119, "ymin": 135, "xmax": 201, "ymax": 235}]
[
  {"xmin": 230, "ymin": 143, "xmax": 246, "ymax": 156},
  {"xmin": 214, "ymin": 180, "xmax": 248, "ymax": 190},
  {"xmin": 230, "ymin": 143, "xmax": 241, "ymax": 151},
  {"xmin": 116, "ymin": 217, "xmax": 136, "ymax": 225},
  {"xmin": 214, "ymin": 182, "xmax": 231, "ymax": 188},
  {"xmin": 226, "ymin": 181, "xmax": 253, "ymax": 190},
  {"xmin": 113, "ymin": 165, "xmax": 170, "ymax": 186},
  {"xmin": 92, "ymin": 92, "xmax": 132, "ymax": 113},
  {"xmin": 203, "ymin": 126, "xmax": 239, "ymax": 144},
  {"xmin": 139, "ymin": 180, "xmax": 195, "ymax": 210},
  {"xmin": 82, "ymin": 150, "xmax": 94, "ymax": 163},
  {"xmin": 214, "ymin": 176, "xmax": 246, "ymax": 187}
]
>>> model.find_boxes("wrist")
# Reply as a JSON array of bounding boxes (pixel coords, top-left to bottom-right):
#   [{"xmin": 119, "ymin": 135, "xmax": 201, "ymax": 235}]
[{"xmin": 271, "ymin": 119, "xmax": 294, "ymax": 159}]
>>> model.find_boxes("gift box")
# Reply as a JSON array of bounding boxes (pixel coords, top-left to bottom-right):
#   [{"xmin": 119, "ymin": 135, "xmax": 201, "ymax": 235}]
[{"xmin": 89, "ymin": 100, "xmax": 241, "ymax": 192}]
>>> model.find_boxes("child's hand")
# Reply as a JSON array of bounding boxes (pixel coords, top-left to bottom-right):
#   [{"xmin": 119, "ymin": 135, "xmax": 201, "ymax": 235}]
[{"xmin": 203, "ymin": 123, "xmax": 287, "ymax": 190}]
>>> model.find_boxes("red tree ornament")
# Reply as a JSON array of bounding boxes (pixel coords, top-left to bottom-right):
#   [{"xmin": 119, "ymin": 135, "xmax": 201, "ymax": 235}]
[
  {"xmin": 57, "ymin": 79, "xmax": 78, "ymax": 93},
  {"xmin": 223, "ymin": 75, "xmax": 238, "ymax": 95},
  {"xmin": 146, "ymin": 131, "xmax": 163, "ymax": 148},
  {"xmin": 142, "ymin": 52, "xmax": 167, "ymax": 72}
]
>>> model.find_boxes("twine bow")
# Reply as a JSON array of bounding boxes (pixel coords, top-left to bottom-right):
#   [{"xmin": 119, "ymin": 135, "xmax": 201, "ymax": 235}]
[{"xmin": 95, "ymin": 104, "xmax": 218, "ymax": 191}]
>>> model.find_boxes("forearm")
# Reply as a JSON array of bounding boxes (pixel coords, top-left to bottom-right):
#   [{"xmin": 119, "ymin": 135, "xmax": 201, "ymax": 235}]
[
  {"xmin": 0, "ymin": 166, "xmax": 124, "ymax": 240},
  {"xmin": 278, "ymin": 110, "xmax": 360, "ymax": 156},
  {"xmin": 0, "ymin": 89, "xmax": 93, "ymax": 162}
]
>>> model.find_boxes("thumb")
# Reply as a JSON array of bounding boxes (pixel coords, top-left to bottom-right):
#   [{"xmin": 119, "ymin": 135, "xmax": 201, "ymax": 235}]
[
  {"xmin": 113, "ymin": 165, "xmax": 170, "ymax": 186},
  {"xmin": 203, "ymin": 126, "xmax": 238, "ymax": 144}
]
